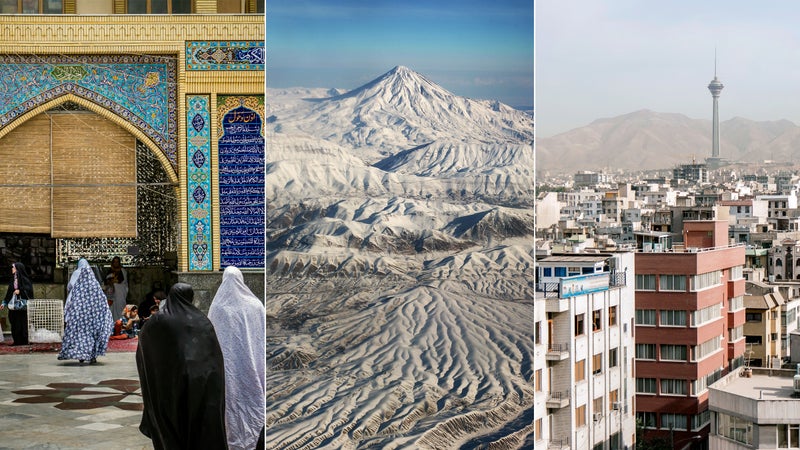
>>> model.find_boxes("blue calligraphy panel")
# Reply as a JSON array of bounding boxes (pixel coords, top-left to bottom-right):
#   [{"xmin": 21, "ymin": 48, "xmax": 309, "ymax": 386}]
[
  {"xmin": 186, "ymin": 41, "xmax": 265, "ymax": 71},
  {"xmin": 218, "ymin": 96, "xmax": 264, "ymax": 268}
]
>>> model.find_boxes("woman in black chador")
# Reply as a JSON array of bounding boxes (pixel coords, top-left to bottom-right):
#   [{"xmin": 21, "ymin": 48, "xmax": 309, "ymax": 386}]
[
  {"xmin": 0, "ymin": 262, "xmax": 33, "ymax": 345},
  {"xmin": 135, "ymin": 282, "xmax": 228, "ymax": 450}
]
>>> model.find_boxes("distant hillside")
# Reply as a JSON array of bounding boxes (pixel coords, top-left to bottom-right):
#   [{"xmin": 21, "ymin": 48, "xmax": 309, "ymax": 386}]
[{"xmin": 536, "ymin": 109, "xmax": 800, "ymax": 172}]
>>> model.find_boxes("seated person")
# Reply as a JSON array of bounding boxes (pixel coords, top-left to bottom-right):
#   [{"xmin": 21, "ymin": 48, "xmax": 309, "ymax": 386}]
[
  {"xmin": 138, "ymin": 290, "xmax": 165, "ymax": 322},
  {"xmin": 111, "ymin": 304, "xmax": 140, "ymax": 339},
  {"xmin": 141, "ymin": 304, "xmax": 159, "ymax": 327}
]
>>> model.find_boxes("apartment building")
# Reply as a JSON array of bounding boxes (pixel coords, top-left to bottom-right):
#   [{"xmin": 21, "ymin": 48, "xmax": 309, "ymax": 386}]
[
  {"xmin": 742, "ymin": 281, "xmax": 784, "ymax": 368},
  {"xmin": 534, "ymin": 251, "xmax": 637, "ymax": 450},
  {"xmin": 635, "ymin": 220, "xmax": 746, "ymax": 449}
]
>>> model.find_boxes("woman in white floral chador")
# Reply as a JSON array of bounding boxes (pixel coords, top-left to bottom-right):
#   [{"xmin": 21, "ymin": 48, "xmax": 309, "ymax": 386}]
[{"xmin": 58, "ymin": 258, "xmax": 113, "ymax": 364}]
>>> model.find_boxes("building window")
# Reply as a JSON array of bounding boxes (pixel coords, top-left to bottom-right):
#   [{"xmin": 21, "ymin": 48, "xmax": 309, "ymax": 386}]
[
  {"xmin": 778, "ymin": 424, "xmax": 800, "ymax": 448},
  {"xmin": 636, "ymin": 377, "xmax": 657, "ymax": 394},
  {"xmin": 771, "ymin": 332, "xmax": 779, "ymax": 341},
  {"xmin": 660, "ymin": 310, "xmax": 687, "ymax": 327},
  {"xmin": 660, "ymin": 378, "xmax": 687, "ymax": 396},
  {"xmin": 555, "ymin": 267, "xmax": 567, "ymax": 277},
  {"xmin": 0, "ymin": 0, "xmax": 62, "ymax": 13},
  {"xmin": 543, "ymin": 267, "xmax": 552, "ymax": 277},
  {"xmin": 575, "ymin": 314, "xmax": 585, "ymax": 336},
  {"xmin": 593, "ymin": 310, "xmax": 602, "ymax": 332},
  {"xmin": 636, "ymin": 344, "xmax": 656, "ymax": 360},
  {"xmin": 718, "ymin": 412, "xmax": 753, "ymax": 445},
  {"xmin": 692, "ymin": 410, "xmax": 711, "ymax": 431},
  {"xmin": 636, "ymin": 274, "xmax": 656, "ymax": 290},
  {"xmin": 593, "ymin": 396, "xmax": 603, "ymax": 413},
  {"xmin": 660, "ymin": 344, "xmax": 687, "ymax": 361},
  {"xmin": 568, "ymin": 266, "xmax": 581, "ymax": 276},
  {"xmin": 609, "ymin": 306, "xmax": 617, "ymax": 327},
  {"xmin": 609, "ymin": 348, "xmax": 618, "ymax": 368},
  {"xmin": 576, "ymin": 405, "xmax": 586, "ymax": 427},
  {"xmin": 636, "ymin": 309, "xmax": 656, "ymax": 326},
  {"xmin": 730, "ymin": 265, "xmax": 744, "ymax": 280},
  {"xmin": 534, "ymin": 321, "xmax": 541, "ymax": 344},
  {"xmin": 728, "ymin": 325, "xmax": 744, "ymax": 342},
  {"xmin": 691, "ymin": 270, "xmax": 722, "ymax": 291},
  {"xmin": 575, "ymin": 359, "xmax": 585, "ymax": 382},
  {"xmin": 535, "ymin": 369, "xmax": 542, "ymax": 392},
  {"xmin": 692, "ymin": 304, "xmax": 722, "ymax": 326},
  {"xmin": 592, "ymin": 353, "xmax": 603, "ymax": 375},
  {"xmin": 745, "ymin": 335, "xmax": 763, "ymax": 345},
  {"xmin": 660, "ymin": 274, "xmax": 687, "ymax": 291},
  {"xmin": 746, "ymin": 312, "xmax": 763, "ymax": 323},
  {"xmin": 693, "ymin": 337, "xmax": 721, "ymax": 361},
  {"xmin": 662, "ymin": 413, "xmax": 687, "ymax": 431},
  {"xmin": 126, "ymin": 0, "xmax": 192, "ymax": 13},
  {"xmin": 609, "ymin": 389, "xmax": 618, "ymax": 411},
  {"xmin": 637, "ymin": 411, "xmax": 657, "ymax": 429}
]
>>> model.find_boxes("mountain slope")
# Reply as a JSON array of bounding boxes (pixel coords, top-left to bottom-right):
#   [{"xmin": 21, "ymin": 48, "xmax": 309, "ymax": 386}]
[
  {"xmin": 265, "ymin": 66, "xmax": 534, "ymax": 448},
  {"xmin": 537, "ymin": 109, "xmax": 800, "ymax": 172}
]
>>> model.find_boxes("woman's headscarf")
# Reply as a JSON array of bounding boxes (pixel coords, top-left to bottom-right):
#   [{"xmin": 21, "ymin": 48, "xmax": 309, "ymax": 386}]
[
  {"xmin": 59, "ymin": 258, "xmax": 113, "ymax": 361},
  {"xmin": 136, "ymin": 283, "xmax": 228, "ymax": 450},
  {"xmin": 208, "ymin": 266, "xmax": 266, "ymax": 450},
  {"xmin": 11, "ymin": 262, "xmax": 33, "ymax": 299}
]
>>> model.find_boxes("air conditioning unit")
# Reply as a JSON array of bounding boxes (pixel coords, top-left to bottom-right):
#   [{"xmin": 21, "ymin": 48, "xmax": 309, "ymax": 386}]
[
  {"xmin": 612, "ymin": 402, "xmax": 622, "ymax": 410},
  {"xmin": 593, "ymin": 412, "xmax": 603, "ymax": 422}
]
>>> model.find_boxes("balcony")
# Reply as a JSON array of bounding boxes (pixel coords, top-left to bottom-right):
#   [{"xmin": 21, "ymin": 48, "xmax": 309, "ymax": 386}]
[
  {"xmin": 548, "ymin": 437, "xmax": 570, "ymax": 449},
  {"xmin": 547, "ymin": 389, "xmax": 570, "ymax": 409},
  {"xmin": 546, "ymin": 342, "xmax": 570, "ymax": 361}
]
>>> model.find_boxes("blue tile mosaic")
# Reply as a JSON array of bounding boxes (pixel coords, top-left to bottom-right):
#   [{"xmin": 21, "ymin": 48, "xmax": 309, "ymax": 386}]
[
  {"xmin": 218, "ymin": 96, "xmax": 264, "ymax": 268},
  {"xmin": 186, "ymin": 95, "xmax": 213, "ymax": 271},
  {"xmin": 186, "ymin": 41, "xmax": 265, "ymax": 71},
  {"xmin": 0, "ymin": 54, "xmax": 177, "ymax": 169}
]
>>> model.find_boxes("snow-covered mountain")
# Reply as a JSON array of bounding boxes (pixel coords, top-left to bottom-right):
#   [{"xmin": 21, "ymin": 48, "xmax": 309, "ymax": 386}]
[{"xmin": 265, "ymin": 66, "xmax": 534, "ymax": 449}]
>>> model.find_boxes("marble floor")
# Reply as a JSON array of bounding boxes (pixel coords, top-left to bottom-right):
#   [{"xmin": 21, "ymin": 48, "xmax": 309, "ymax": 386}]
[{"xmin": 0, "ymin": 352, "xmax": 152, "ymax": 449}]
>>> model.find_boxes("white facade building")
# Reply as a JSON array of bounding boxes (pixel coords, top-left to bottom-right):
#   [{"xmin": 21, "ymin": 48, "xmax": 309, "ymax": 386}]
[{"xmin": 534, "ymin": 251, "xmax": 637, "ymax": 449}]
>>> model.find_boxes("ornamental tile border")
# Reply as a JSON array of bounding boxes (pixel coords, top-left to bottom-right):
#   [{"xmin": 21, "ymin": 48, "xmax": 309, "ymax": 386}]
[
  {"xmin": 186, "ymin": 41, "xmax": 265, "ymax": 71},
  {"xmin": 187, "ymin": 95, "xmax": 213, "ymax": 271},
  {"xmin": 0, "ymin": 54, "xmax": 177, "ymax": 168},
  {"xmin": 217, "ymin": 95, "xmax": 264, "ymax": 268}
]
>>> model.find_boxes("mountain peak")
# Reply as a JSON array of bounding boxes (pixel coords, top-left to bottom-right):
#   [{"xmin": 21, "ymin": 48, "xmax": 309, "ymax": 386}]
[{"xmin": 388, "ymin": 65, "xmax": 411, "ymax": 74}]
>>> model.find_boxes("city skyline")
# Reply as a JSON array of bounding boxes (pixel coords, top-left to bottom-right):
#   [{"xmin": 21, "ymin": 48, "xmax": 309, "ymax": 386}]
[
  {"xmin": 536, "ymin": 1, "xmax": 800, "ymax": 137},
  {"xmin": 267, "ymin": 0, "xmax": 533, "ymax": 109}
]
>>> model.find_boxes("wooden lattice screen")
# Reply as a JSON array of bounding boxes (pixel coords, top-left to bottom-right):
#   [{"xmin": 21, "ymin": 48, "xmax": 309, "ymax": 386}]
[{"xmin": 0, "ymin": 111, "xmax": 137, "ymax": 238}]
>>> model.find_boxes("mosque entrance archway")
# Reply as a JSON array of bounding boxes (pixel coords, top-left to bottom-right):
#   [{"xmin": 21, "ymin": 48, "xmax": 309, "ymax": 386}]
[{"xmin": 0, "ymin": 101, "xmax": 178, "ymax": 284}]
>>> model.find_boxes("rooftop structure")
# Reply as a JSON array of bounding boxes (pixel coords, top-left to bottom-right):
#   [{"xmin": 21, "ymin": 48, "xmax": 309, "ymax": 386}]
[{"xmin": 708, "ymin": 367, "xmax": 800, "ymax": 449}]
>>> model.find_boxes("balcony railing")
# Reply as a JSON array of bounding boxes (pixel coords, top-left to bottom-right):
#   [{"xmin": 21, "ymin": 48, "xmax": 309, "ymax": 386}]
[
  {"xmin": 548, "ymin": 437, "xmax": 570, "ymax": 449},
  {"xmin": 609, "ymin": 271, "xmax": 626, "ymax": 287},
  {"xmin": 546, "ymin": 342, "xmax": 570, "ymax": 361},
  {"xmin": 547, "ymin": 389, "xmax": 570, "ymax": 409}
]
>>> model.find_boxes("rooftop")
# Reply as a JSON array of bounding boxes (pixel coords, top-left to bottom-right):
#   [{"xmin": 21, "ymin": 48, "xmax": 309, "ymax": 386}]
[{"xmin": 713, "ymin": 368, "xmax": 800, "ymax": 401}]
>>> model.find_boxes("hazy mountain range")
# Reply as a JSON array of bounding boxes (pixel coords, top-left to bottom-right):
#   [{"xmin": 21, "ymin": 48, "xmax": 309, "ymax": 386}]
[
  {"xmin": 536, "ymin": 109, "xmax": 800, "ymax": 172},
  {"xmin": 264, "ymin": 67, "xmax": 535, "ymax": 448}
]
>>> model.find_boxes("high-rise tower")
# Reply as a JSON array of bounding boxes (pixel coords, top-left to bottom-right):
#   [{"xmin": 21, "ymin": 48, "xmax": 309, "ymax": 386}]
[{"xmin": 708, "ymin": 57, "xmax": 724, "ymax": 159}]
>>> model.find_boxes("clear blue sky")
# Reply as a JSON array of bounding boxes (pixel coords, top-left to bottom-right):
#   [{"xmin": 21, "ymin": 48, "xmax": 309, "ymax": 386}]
[
  {"xmin": 537, "ymin": 1, "xmax": 800, "ymax": 136},
  {"xmin": 267, "ymin": 0, "xmax": 534, "ymax": 108}
]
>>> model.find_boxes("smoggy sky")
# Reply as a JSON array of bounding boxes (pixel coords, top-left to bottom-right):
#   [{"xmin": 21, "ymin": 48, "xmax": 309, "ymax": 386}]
[
  {"xmin": 536, "ymin": 1, "xmax": 800, "ymax": 137},
  {"xmin": 267, "ymin": 0, "xmax": 534, "ymax": 109}
]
